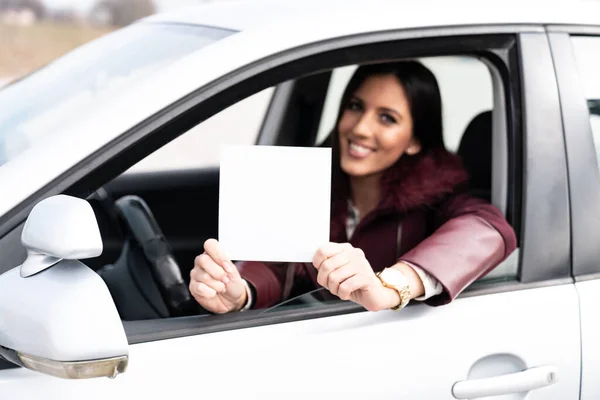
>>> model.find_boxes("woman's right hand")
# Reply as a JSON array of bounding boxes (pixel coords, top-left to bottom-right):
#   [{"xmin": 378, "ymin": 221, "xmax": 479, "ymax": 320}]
[{"xmin": 189, "ymin": 239, "xmax": 248, "ymax": 314}]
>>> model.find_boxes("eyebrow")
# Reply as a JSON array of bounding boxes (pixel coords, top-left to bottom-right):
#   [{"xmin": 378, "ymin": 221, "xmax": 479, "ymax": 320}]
[
  {"xmin": 350, "ymin": 96, "xmax": 402, "ymax": 118},
  {"xmin": 379, "ymin": 107, "xmax": 402, "ymax": 118}
]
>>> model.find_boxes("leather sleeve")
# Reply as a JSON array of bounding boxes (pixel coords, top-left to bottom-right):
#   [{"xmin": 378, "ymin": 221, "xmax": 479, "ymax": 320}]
[
  {"xmin": 237, "ymin": 261, "xmax": 319, "ymax": 309},
  {"xmin": 237, "ymin": 261, "xmax": 287, "ymax": 309},
  {"xmin": 400, "ymin": 194, "xmax": 517, "ymax": 306}
]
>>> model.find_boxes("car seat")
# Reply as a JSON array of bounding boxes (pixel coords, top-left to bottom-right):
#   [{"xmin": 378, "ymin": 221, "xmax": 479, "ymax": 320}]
[{"xmin": 457, "ymin": 110, "xmax": 492, "ymax": 202}]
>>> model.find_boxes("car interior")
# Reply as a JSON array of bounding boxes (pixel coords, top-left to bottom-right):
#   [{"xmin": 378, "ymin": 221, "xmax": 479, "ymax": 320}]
[{"xmin": 79, "ymin": 55, "xmax": 517, "ymax": 321}]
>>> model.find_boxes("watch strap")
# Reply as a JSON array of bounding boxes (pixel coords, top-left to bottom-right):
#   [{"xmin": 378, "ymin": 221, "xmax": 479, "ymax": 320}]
[{"xmin": 377, "ymin": 270, "xmax": 411, "ymax": 311}]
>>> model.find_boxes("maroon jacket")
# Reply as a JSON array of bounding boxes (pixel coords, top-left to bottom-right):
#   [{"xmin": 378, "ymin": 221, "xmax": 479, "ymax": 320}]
[{"xmin": 238, "ymin": 148, "xmax": 517, "ymax": 309}]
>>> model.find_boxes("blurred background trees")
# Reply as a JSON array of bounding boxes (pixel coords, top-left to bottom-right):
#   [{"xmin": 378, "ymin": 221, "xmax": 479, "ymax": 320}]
[
  {"xmin": 0, "ymin": 0, "xmax": 213, "ymax": 83},
  {"xmin": 0, "ymin": 0, "xmax": 157, "ymax": 27}
]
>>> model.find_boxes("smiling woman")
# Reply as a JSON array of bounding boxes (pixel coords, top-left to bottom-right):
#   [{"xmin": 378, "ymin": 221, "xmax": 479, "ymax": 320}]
[
  {"xmin": 337, "ymin": 63, "xmax": 434, "ymax": 180},
  {"xmin": 190, "ymin": 60, "xmax": 517, "ymax": 314}
]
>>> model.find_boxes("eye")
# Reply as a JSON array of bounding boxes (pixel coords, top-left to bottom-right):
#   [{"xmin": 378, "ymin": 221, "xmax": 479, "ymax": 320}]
[
  {"xmin": 380, "ymin": 113, "xmax": 397, "ymax": 125},
  {"xmin": 346, "ymin": 99, "xmax": 363, "ymax": 112}
]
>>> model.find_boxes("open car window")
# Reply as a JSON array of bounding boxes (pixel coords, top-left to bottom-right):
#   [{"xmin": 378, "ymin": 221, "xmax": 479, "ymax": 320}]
[{"xmin": 78, "ymin": 35, "xmax": 521, "ymax": 324}]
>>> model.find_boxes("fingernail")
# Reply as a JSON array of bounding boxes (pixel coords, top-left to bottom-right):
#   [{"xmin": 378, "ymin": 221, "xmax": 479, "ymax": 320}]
[{"xmin": 222, "ymin": 276, "xmax": 230, "ymax": 284}]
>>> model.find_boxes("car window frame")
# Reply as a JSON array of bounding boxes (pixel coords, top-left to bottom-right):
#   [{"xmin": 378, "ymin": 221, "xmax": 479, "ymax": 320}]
[
  {"xmin": 0, "ymin": 25, "xmax": 570, "ymax": 346},
  {"xmin": 547, "ymin": 25, "xmax": 600, "ymax": 279}
]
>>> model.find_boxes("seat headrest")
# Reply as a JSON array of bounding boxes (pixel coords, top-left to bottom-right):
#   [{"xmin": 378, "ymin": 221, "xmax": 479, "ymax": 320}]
[{"xmin": 457, "ymin": 111, "xmax": 492, "ymax": 200}]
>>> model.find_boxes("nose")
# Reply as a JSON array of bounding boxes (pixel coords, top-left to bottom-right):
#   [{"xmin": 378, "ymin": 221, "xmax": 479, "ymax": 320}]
[{"xmin": 351, "ymin": 110, "xmax": 377, "ymax": 139}]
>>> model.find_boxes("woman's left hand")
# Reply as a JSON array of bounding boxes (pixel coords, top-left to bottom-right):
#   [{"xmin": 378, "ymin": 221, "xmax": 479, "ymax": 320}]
[{"xmin": 312, "ymin": 243, "xmax": 399, "ymax": 311}]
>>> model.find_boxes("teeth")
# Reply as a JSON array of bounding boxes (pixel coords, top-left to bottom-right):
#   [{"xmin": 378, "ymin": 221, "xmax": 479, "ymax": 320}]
[{"xmin": 349, "ymin": 142, "xmax": 371, "ymax": 156}]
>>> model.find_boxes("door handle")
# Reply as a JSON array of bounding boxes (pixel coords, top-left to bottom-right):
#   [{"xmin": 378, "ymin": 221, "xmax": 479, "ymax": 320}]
[{"xmin": 452, "ymin": 365, "xmax": 558, "ymax": 399}]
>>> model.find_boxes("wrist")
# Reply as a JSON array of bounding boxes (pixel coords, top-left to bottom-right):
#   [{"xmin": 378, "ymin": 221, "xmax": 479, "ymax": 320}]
[
  {"xmin": 377, "ymin": 285, "xmax": 402, "ymax": 311},
  {"xmin": 394, "ymin": 262, "xmax": 424, "ymax": 300},
  {"xmin": 376, "ymin": 267, "xmax": 411, "ymax": 311}
]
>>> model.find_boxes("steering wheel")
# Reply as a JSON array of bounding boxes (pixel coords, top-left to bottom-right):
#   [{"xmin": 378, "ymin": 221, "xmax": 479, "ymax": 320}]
[
  {"xmin": 94, "ymin": 193, "xmax": 330, "ymax": 318},
  {"xmin": 102, "ymin": 195, "xmax": 199, "ymax": 318}
]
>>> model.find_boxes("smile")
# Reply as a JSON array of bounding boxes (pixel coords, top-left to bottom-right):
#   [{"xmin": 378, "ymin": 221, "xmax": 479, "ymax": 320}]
[{"xmin": 348, "ymin": 140, "xmax": 375, "ymax": 159}]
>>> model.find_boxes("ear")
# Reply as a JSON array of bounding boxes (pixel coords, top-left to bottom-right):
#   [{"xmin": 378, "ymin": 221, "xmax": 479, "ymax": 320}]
[{"xmin": 405, "ymin": 138, "xmax": 422, "ymax": 156}]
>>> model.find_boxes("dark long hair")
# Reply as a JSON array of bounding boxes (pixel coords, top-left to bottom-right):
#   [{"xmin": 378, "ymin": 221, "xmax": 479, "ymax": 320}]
[
  {"xmin": 333, "ymin": 60, "xmax": 444, "ymax": 151},
  {"xmin": 328, "ymin": 60, "xmax": 446, "ymax": 197}
]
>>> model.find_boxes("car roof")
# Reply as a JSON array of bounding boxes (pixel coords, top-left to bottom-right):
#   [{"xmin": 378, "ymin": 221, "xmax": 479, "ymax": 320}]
[{"xmin": 147, "ymin": 0, "xmax": 600, "ymax": 32}]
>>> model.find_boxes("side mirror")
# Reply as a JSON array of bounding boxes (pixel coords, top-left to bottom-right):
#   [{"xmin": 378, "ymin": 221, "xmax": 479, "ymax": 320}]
[{"xmin": 0, "ymin": 195, "xmax": 129, "ymax": 379}]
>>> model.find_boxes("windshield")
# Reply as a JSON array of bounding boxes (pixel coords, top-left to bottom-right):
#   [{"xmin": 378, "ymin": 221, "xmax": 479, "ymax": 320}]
[{"xmin": 0, "ymin": 22, "xmax": 233, "ymax": 167}]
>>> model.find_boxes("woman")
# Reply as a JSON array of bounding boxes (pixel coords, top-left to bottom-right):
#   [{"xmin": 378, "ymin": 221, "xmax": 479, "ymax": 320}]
[{"xmin": 189, "ymin": 60, "xmax": 517, "ymax": 314}]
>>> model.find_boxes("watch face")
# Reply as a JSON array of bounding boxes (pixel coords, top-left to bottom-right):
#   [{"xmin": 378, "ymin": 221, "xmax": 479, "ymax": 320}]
[{"xmin": 380, "ymin": 268, "xmax": 409, "ymax": 287}]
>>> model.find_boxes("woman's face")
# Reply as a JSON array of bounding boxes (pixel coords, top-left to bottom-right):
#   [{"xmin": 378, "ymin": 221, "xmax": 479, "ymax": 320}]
[{"xmin": 338, "ymin": 73, "xmax": 421, "ymax": 179}]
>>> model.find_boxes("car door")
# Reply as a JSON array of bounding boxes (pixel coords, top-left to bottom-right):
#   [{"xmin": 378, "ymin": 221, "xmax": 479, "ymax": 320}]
[
  {"xmin": 548, "ymin": 27, "xmax": 600, "ymax": 400},
  {"xmin": 0, "ymin": 27, "xmax": 581, "ymax": 400}
]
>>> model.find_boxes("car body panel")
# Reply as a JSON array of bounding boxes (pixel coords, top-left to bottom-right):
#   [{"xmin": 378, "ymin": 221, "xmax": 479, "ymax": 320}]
[
  {"xmin": 547, "ymin": 24, "xmax": 600, "ymax": 400},
  {"xmin": 576, "ymin": 280, "xmax": 600, "ymax": 400},
  {"xmin": 0, "ymin": 285, "xmax": 582, "ymax": 399}
]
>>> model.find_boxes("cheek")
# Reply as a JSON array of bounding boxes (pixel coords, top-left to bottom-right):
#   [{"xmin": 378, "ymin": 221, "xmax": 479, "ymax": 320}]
[
  {"xmin": 377, "ymin": 129, "xmax": 413, "ymax": 160},
  {"xmin": 337, "ymin": 111, "xmax": 357, "ymax": 137},
  {"xmin": 337, "ymin": 110, "xmax": 362, "ymax": 136}
]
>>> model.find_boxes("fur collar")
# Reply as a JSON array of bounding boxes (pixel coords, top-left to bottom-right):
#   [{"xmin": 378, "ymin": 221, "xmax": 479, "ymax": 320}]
[
  {"xmin": 333, "ymin": 148, "xmax": 469, "ymax": 217},
  {"xmin": 378, "ymin": 147, "xmax": 469, "ymax": 213}
]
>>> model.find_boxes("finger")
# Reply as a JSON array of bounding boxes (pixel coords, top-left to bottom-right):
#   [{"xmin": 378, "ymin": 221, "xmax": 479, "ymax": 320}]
[
  {"xmin": 313, "ymin": 242, "xmax": 353, "ymax": 270},
  {"xmin": 194, "ymin": 253, "xmax": 229, "ymax": 283},
  {"xmin": 222, "ymin": 260, "xmax": 242, "ymax": 281},
  {"xmin": 203, "ymin": 238, "xmax": 229, "ymax": 267},
  {"xmin": 312, "ymin": 243, "xmax": 342, "ymax": 269},
  {"xmin": 316, "ymin": 251, "xmax": 352, "ymax": 288},
  {"xmin": 352, "ymin": 247, "xmax": 366, "ymax": 260},
  {"xmin": 317, "ymin": 252, "xmax": 352, "ymax": 288},
  {"xmin": 190, "ymin": 270, "xmax": 227, "ymax": 294},
  {"xmin": 202, "ymin": 240, "xmax": 242, "ymax": 281},
  {"xmin": 320, "ymin": 250, "xmax": 353, "ymax": 274},
  {"xmin": 326, "ymin": 264, "xmax": 359, "ymax": 296},
  {"xmin": 338, "ymin": 274, "xmax": 369, "ymax": 301},
  {"xmin": 316, "ymin": 246, "xmax": 364, "ymax": 287},
  {"xmin": 190, "ymin": 281, "xmax": 218, "ymax": 299}
]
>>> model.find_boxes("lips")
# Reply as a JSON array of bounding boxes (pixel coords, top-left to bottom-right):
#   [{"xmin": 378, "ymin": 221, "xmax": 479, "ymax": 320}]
[{"xmin": 347, "ymin": 140, "xmax": 374, "ymax": 159}]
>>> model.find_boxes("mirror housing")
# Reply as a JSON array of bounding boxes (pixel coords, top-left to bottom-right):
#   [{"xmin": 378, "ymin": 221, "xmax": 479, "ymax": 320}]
[
  {"xmin": 0, "ymin": 195, "xmax": 128, "ymax": 379},
  {"xmin": 20, "ymin": 194, "xmax": 103, "ymax": 277}
]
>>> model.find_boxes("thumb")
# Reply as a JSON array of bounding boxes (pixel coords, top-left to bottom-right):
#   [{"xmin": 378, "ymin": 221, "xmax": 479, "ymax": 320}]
[{"xmin": 222, "ymin": 260, "xmax": 242, "ymax": 281}]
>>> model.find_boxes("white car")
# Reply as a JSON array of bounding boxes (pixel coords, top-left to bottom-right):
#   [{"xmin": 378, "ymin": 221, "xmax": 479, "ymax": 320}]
[{"xmin": 0, "ymin": 0, "xmax": 600, "ymax": 399}]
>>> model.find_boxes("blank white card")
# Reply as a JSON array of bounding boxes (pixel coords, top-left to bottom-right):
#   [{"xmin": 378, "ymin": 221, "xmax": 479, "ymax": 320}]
[{"xmin": 219, "ymin": 145, "xmax": 331, "ymax": 262}]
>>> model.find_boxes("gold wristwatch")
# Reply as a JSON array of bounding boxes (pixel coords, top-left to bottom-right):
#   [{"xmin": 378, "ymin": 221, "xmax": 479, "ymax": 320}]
[{"xmin": 376, "ymin": 267, "xmax": 411, "ymax": 311}]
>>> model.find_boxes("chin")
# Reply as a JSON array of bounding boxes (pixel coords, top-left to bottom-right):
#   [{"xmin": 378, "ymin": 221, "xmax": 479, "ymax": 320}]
[{"xmin": 340, "ymin": 160, "xmax": 373, "ymax": 177}]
